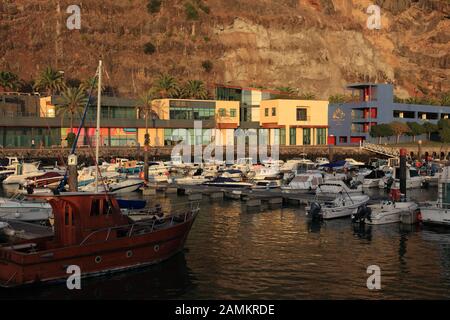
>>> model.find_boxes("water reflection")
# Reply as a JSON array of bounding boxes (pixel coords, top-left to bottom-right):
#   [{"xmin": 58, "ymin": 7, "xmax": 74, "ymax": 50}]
[{"xmin": 0, "ymin": 252, "xmax": 194, "ymax": 300}]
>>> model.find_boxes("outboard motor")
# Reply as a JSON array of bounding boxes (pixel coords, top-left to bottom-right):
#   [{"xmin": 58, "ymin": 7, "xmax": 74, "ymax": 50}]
[
  {"xmin": 308, "ymin": 202, "xmax": 322, "ymax": 221},
  {"xmin": 352, "ymin": 204, "xmax": 372, "ymax": 224}
]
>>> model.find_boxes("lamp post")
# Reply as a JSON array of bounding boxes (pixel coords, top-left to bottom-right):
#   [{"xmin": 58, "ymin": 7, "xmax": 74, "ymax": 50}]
[{"xmin": 418, "ymin": 140, "xmax": 422, "ymax": 160}]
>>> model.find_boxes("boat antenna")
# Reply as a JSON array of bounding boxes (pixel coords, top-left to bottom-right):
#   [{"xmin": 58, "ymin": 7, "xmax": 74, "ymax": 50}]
[{"xmin": 56, "ymin": 65, "xmax": 99, "ymax": 193}]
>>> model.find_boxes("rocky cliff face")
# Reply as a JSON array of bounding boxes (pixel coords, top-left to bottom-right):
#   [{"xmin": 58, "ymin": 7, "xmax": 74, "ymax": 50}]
[{"xmin": 0, "ymin": 0, "xmax": 448, "ymax": 98}]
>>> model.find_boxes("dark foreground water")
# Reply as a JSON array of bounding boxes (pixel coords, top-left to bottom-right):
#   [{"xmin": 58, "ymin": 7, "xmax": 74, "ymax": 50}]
[{"xmin": 1, "ymin": 187, "xmax": 450, "ymax": 300}]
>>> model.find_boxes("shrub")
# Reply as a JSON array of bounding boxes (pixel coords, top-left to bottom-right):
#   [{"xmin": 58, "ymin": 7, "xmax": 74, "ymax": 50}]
[
  {"xmin": 147, "ymin": 0, "xmax": 162, "ymax": 14},
  {"xmin": 201, "ymin": 60, "xmax": 213, "ymax": 73},
  {"xmin": 143, "ymin": 42, "xmax": 156, "ymax": 55},
  {"xmin": 66, "ymin": 132, "xmax": 76, "ymax": 148},
  {"xmin": 185, "ymin": 2, "xmax": 199, "ymax": 20}
]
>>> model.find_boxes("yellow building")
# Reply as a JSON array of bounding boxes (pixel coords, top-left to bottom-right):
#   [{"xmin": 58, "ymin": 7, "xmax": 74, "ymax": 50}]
[
  {"xmin": 259, "ymin": 99, "xmax": 329, "ymax": 146},
  {"xmin": 137, "ymin": 99, "xmax": 240, "ymax": 147}
]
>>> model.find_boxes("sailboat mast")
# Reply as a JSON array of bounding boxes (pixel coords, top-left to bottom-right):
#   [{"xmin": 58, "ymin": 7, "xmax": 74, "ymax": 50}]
[{"xmin": 95, "ymin": 60, "xmax": 102, "ymax": 193}]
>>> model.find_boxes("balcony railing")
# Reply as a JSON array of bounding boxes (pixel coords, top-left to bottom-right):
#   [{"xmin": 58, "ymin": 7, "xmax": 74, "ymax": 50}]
[{"xmin": 296, "ymin": 116, "xmax": 311, "ymax": 122}]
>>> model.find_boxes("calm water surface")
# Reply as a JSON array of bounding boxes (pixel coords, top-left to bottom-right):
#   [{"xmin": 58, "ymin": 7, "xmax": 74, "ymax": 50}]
[{"xmin": 1, "ymin": 186, "xmax": 450, "ymax": 300}]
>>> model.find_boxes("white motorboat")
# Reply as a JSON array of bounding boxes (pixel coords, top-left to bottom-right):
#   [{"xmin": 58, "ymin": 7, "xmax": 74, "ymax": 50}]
[
  {"xmin": 81, "ymin": 177, "xmax": 144, "ymax": 194},
  {"xmin": 315, "ymin": 181, "xmax": 363, "ymax": 195},
  {"xmin": 253, "ymin": 166, "xmax": 281, "ymax": 180},
  {"xmin": 0, "ymin": 197, "xmax": 52, "ymax": 222},
  {"xmin": 306, "ymin": 194, "xmax": 370, "ymax": 220},
  {"xmin": 419, "ymin": 167, "xmax": 450, "ymax": 226},
  {"xmin": 251, "ymin": 180, "xmax": 281, "ymax": 190},
  {"xmin": 2, "ymin": 162, "xmax": 43, "ymax": 185},
  {"xmin": 281, "ymin": 173, "xmax": 323, "ymax": 192},
  {"xmin": 345, "ymin": 158, "xmax": 365, "ymax": 167},
  {"xmin": 362, "ymin": 201, "xmax": 419, "ymax": 225},
  {"xmin": 361, "ymin": 169, "xmax": 386, "ymax": 188},
  {"xmin": 315, "ymin": 158, "xmax": 329, "ymax": 166},
  {"xmin": 379, "ymin": 166, "xmax": 425, "ymax": 189},
  {"xmin": 202, "ymin": 177, "xmax": 252, "ymax": 188}
]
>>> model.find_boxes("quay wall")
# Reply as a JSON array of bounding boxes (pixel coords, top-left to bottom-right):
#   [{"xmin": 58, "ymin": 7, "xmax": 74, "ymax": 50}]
[{"xmin": 1, "ymin": 145, "xmax": 450, "ymax": 165}]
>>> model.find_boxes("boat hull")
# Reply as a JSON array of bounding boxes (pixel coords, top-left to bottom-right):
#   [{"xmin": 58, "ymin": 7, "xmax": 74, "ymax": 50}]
[
  {"xmin": 367, "ymin": 202, "xmax": 418, "ymax": 225},
  {"xmin": 420, "ymin": 206, "xmax": 450, "ymax": 226},
  {"xmin": 0, "ymin": 216, "xmax": 196, "ymax": 287}
]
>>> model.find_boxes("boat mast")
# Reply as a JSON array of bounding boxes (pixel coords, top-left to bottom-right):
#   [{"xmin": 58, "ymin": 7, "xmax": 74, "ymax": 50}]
[{"xmin": 95, "ymin": 60, "xmax": 102, "ymax": 193}]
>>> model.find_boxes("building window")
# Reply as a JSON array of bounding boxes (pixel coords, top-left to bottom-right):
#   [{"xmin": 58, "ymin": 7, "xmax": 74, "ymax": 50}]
[
  {"xmin": 393, "ymin": 110, "xmax": 415, "ymax": 119},
  {"xmin": 339, "ymin": 136, "xmax": 348, "ymax": 143},
  {"xmin": 218, "ymin": 108, "xmax": 226, "ymax": 117},
  {"xmin": 280, "ymin": 128, "xmax": 286, "ymax": 146},
  {"xmin": 316, "ymin": 128, "xmax": 326, "ymax": 145},
  {"xmin": 230, "ymin": 109, "xmax": 237, "ymax": 117},
  {"xmin": 303, "ymin": 128, "xmax": 311, "ymax": 145},
  {"xmin": 264, "ymin": 108, "xmax": 269, "ymax": 117},
  {"xmin": 289, "ymin": 128, "xmax": 296, "ymax": 146},
  {"xmin": 296, "ymin": 108, "xmax": 307, "ymax": 121},
  {"xmin": 272, "ymin": 108, "xmax": 276, "ymax": 116},
  {"xmin": 418, "ymin": 112, "xmax": 438, "ymax": 120}
]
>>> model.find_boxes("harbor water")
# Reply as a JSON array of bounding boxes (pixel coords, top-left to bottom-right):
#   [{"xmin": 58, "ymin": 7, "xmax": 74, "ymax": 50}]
[{"xmin": 1, "ymin": 186, "xmax": 450, "ymax": 299}]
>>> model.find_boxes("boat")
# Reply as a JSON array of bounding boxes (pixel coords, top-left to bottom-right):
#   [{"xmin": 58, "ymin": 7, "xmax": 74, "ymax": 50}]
[
  {"xmin": 252, "ymin": 166, "xmax": 281, "ymax": 180},
  {"xmin": 202, "ymin": 177, "xmax": 252, "ymax": 188},
  {"xmin": 315, "ymin": 181, "xmax": 363, "ymax": 195},
  {"xmin": 419, "ymin": 167, "xmax": 450, "ymax": 226},
  {"xmin": 251, "ymin": 180, "xmax": 281, "ymax": 190},
  {"xmin": 379, "ymin": 166, "xmax": 426, "ymax": 189},
  {"xmin": 2, "ymin": 162, "xmax": 43, "ymax": 185},
  {"xmin": 353, "ymin": 200, "xmax": 419, "ymax": 225},
  {"xmin": 315, "ymin": 158, "xmax": 329, "ymax": 166},
  {"xmin": 23, "ymin": 171, "xmax": 64, "ymax": 188},
  {"xmin": 281, "ymin": 173, "xmax": 323, "ymax": 192},
  {"xmin": 81, "ymin": 177, "xmax": 144, "ymax": 194},
  {"xmin": 306, "ymin": 194, "xmax": 370, "ymax": 220},
  {"xmin": 117, "ymin": 160, "xmax": 144, "ymax": 174},
  {"xmin": 0, "ymin": 196, "xmax": 52, "ymax": 222},
  {"xmin": 0, "ymin": 192, "xmax": 199, "ymax": 287},
  {"xmin": 345, "ymin": 158, "xmax": 365, "ymax": 167},
  {"xmin": 361, "ymin": 169, "xmax": 386, "ymax": 188}
]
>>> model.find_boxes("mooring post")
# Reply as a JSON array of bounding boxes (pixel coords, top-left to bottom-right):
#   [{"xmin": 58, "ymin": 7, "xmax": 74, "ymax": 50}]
[
  {"xmin": 68, "ymin": 154, "xmax": 78, "ymax": 192},
  {"xmin": 399, "ymin": 148, "xmax": 407, "ymax": 198}
]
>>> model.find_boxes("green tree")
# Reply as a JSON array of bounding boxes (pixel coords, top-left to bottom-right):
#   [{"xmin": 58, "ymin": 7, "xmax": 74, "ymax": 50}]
[
  {"xmin": 136, "ymin": 89, "xmax": 157, "ymax": 182},
  {"xmin": 0, "ymin": 71, "xmax": 20, "ymax": 91},
  {"xmin": 58, "ymin": 86, "xmax": 87, "ymax": 133},
  {"xmin": 370, "ymin": 124, "xmax": 393, "ymax": 144},
  {"xmin": 389, "ymin": 121, "xmax": 411, "ymax": 143},
  {"xmin": 153, "ymin": 74, "xmax": 179, "ymax": 98},
  {"xmin": 422, "ymin": 121, "xmax": 438, "ymax": 141},
  {"xmin": 441, "ymin": 92, "xmax": 450, "ymax": 107},
  {"xmin": 298, "ymin": 92, "xmax": 316, "ymax": 100},
  {"xmin": 329, "ymin": 94, "xmax": 348, "ymax": 104},
  {"xmin": 181, "ymin": 80, "xmax": 209, "ymax": 99},
  {"xmin": 34, "ymin": 66, "xmax": 65, "ymax": 96},
  {"xmin": 406, "ymin": 122, "xmax": 424, "ymax": 142},
  {"xmin": 276, "ymin": 87, "xmax": 297, "ymax": 95}
]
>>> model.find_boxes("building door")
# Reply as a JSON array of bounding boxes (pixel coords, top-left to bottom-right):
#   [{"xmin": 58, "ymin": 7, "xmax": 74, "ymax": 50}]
[{"xmin": 303, "ymin": 128, "xmax": 311, "ymax": 145}]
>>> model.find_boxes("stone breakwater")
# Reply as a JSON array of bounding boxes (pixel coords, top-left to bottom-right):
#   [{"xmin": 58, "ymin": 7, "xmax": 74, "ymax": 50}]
[{"xmin": 0, "ymin": 145, "xmax": 449, "ymax": 166}]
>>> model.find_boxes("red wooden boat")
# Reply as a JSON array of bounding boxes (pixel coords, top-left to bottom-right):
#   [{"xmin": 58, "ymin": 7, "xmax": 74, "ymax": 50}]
[{"xmin": 0, "ymin": 192, "xmax": 199, "ymax": 287}]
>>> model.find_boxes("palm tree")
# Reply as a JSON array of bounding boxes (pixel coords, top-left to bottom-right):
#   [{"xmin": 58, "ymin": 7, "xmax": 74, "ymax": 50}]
[
  {"xmin": 136, "ymin": 89, "xmax": 157, "ymax": 182},
  {"xmin": 0, "ymin": 71, "xmax": 20, "ymax": 92},
  {"xmin": 34, "ymin": 66, "xmax": 65, "ymax": 96},
  {"xmin": 181, "ymin": 80, "xmax": 209, "ymax": 99},
  {"xmin": 275, "ymin": 87, "xmax": 296, "ymax": 95},
  {"xmin": 58, "ymin": 86, "xmax": 87, "ymax": 134},
  {"xmin": 153, "ymin": 74, "xmax": 179, "ymax": 98},
  {"xmin": 298, "ymin": 92, "xmax": 316, "ymax": 100}
]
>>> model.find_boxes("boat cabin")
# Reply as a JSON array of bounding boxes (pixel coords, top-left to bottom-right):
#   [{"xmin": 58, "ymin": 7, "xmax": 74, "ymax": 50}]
[{"xmin": 32, "ymin": 193, "xmax": 131, "ymax": 247}]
